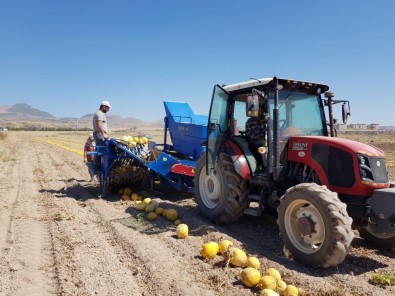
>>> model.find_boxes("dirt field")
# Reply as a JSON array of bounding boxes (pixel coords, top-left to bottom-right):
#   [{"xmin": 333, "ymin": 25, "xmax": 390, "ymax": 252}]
[{"xmin": 0, "ymin": 130, "xmax": 394, "ymax": 296}]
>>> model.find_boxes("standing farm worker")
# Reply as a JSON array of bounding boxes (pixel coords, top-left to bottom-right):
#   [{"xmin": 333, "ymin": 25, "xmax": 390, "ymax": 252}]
[
  {"xmin": 92, "ymin": 100, "xmax": 111, "ymax": 171},
  {"xmin": 83, "ymin": 133, "xmax": 96, "ymax": 181}
]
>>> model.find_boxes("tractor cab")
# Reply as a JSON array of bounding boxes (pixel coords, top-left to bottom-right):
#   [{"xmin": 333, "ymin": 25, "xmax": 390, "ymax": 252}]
[{"xmin": 207, "ymin": 77, "xmax": 342, "ymax": 180}]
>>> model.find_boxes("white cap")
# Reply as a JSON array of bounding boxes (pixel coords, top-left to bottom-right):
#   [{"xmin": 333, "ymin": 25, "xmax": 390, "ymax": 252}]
[{"xmin": 101, "ymin": 100, "xmax": 112, "ymax": 108}]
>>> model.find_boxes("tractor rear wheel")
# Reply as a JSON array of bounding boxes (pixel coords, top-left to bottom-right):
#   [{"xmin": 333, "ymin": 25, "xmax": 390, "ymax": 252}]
[
  {"xmin": 277, "ymin": 183, "xmax": 354, "ymax": 267},
  {"xmin": 359, "ymin": 226, "xmax": 395, "ymax": 252},
  {"xmin": 194, "ymin": 152, "xmax": 248, "ymax": 224}
]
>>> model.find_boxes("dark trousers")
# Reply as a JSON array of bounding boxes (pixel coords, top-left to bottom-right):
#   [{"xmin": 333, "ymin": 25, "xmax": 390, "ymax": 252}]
[{"xmin": 93, "ymin": 136, "xmax": 105, "ymax": 171}]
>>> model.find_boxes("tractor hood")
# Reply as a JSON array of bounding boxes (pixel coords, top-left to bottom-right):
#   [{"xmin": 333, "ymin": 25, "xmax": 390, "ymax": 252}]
[
  {"xmin": 287, "ymin": 136, "xmax": 389, "ymax": 196},
  {"xmin": 291, "ymin": 136, "xmax": 385, "ymax": 157}
]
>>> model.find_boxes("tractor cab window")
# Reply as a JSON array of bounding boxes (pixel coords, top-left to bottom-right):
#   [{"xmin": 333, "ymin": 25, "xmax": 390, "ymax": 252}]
[
  {"xmin": 233, "ymin": 100, "xmax": 249, "ymax": 135},
  {"xmin": 268, "ymin": 91, "xmax": 326, "ymax": 138}
]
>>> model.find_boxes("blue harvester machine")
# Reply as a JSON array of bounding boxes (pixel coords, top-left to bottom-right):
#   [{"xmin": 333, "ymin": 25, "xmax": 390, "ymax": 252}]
[{"xmin": 90, "ymin": 101, "xmax": 208, "ymax": 195}]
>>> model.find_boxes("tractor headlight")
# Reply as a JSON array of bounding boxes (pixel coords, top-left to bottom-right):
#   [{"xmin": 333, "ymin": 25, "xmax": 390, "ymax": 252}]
[{"xmin": 357, "ymin": 154, "xmax": 373, "ymax": 181}]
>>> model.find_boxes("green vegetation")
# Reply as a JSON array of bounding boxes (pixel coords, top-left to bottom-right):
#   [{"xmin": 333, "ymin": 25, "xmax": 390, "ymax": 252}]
[{"xmin": 370, "ymin": 272, "xmax": 395, "ymax": 286}]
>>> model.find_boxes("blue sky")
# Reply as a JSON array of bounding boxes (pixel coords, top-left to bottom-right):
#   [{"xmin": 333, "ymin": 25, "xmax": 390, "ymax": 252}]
[{"xmin": 0, "ymin": 0, "xmax": 394, "ymax": 125}]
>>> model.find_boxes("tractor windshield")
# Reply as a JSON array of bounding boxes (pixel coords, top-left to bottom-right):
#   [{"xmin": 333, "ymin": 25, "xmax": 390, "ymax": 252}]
[{"xmin": 269, "ymin": 90, "xmax": 327, "ymax": 137}]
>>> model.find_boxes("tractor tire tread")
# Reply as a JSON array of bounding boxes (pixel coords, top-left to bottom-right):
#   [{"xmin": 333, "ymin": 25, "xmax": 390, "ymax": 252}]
[{"xmin": 277, "ymin": 183, "xmax": 354, "ymax": 268}]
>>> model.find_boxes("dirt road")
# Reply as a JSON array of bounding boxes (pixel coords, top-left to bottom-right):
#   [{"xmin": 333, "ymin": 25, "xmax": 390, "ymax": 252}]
[{"xmin": 0, "ymin": 131, "xmax": 394, "ymax": 296}]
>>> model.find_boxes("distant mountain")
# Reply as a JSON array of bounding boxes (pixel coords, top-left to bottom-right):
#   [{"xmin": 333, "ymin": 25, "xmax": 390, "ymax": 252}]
[
  {"xmin": 149, "ymin": 118, "xmax": 164, "ymax": 125},
  {"xmin": 80, "ymin": 113, "xmax": 93, "ymax": 120},
  {"xmin": 79, "ymin": 113, "xmax": 144, "ymax": 124},
  {"xmin": 0, "ymin": 103, "xmax": 162, "ymax": 130},
  {"xmin": 0, "ymin": 105, "xmax": 9, "ymax": 112},
  {"xmin": 7, "ymin": 103, "xmax": 55, "ymax": 118}
]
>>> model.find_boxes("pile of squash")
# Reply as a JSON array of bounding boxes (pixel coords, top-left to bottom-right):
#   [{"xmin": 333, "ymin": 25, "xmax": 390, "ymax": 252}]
[{"xmin": 200, "ymin": 240, "xmax": 300, "ymax": 296}]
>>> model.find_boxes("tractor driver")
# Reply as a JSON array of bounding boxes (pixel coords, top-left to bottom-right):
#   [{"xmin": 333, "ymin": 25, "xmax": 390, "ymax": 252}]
[
  {"xmin": 245, "ymin": 103, "xmax": 268, "ymax": 146},
  {"xmin": 245, "ymin": 103, "xmax": 269, "ymax": 171}
]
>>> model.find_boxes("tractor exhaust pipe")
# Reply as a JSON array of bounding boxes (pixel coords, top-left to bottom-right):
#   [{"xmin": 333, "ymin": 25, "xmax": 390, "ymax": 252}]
[{"xmin": 325, "ymin": 91, "xmax": 335, "ymax": 137}]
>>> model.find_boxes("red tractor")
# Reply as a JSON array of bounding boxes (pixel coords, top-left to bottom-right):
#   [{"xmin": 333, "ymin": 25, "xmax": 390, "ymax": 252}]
[{"xmin": 194, "ymin": 77, "xmax": 395, "ymax": 267}]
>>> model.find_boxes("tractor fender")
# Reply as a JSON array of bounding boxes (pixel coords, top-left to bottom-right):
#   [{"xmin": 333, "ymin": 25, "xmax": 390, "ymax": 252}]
[{"xmin": 224, "ymin": 138, "xmax": 254, "ymax": 180}]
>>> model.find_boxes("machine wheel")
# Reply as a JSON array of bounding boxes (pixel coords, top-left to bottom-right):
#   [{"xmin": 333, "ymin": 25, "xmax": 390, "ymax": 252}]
[
  {"xmin": 194, "ymin": 152, "xmax": 248, "ymax": 224},
  {"xmin": 277, "ymin": 183, "xmax": 354, "ymax": 268},
  {"xmin": 359, "ymin": 226, "xmax": 395, "ymax": 252}
]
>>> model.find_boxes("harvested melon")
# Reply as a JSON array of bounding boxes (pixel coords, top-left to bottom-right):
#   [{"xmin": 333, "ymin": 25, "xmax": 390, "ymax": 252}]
[
  {"xmin": 276, "ymin": 280, "xmax": 287, "ymax": 293},
  {"xmin": 121, "ymin": 194, "xmax": 130, "ymax": 201},
  {"xmin": 143, "ymin": 197, "xmax": 152, "ymax": 205},
  {"xmin": 246, "ymin": 256, "xmax": 260, "ymax": 269},
  {"xmin": 145, "ymin": 204, "xmax": 155, "ymax": 213},
  {"xmin": 176, "ymin": 224, "xmax": 188, "ymax": 239},
  {"xmin": 200, "ymin": 242, "xmax": 219, "ymax": 259},
  {"xmin": 284, "ymin": 285, "xmax": 299, "ymax": 296},
  {"xmin": 218, "ymin": 240, "xmax": 233, "ymax": 255},
  {"xmin": 135, "ymin": 201, "xmax": 146, "ymax": 211},
  {"xmin": 174, "ymin": 219, "xmax": 181, "ymax": 226},
  {"xmin": 260, "ymin": 289, "xmax": 279, "ymax": 296},
  {"xmin": 165, "ymin": 209, "xmax": 178, "ymax": 221},
  {"xmin": 123, "ymin": 187, "xmax": 132, "ymax": 196},
  {"xmin": 258, "ymin": 275, "xmax": 277, "ymax": 291},
  {"xmin": 226, "ymin": 247, "xmax": 247, "ymax": 267},
  {"xmin": 155, "ymin": 207, "xmax": 164, "ymax": 215},
  {"xmin": 141, "ymin": 136, "xmax": 148, "ymax": 144},
  {"xmin": 266, "ymin": 268, "xmax": 282, "ymax": 283},
  {"xmin": 239, "ymin": 267, "xmax": 261, "ymax": 287},
  {"xmin": 147, "ymin": 212, "xmax": 158, "ymax": 221},
  {"xmin": 131, "ymin": 193, "xmax": 139, "ymax": 201},
  {"xmin": 149, "ymin": 200, "xmax": 159, "ymax": 209}
]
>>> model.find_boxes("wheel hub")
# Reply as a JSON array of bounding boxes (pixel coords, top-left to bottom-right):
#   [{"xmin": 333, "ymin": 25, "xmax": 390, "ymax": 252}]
[
  {"xmin": 199, "ymin": 169, "xmax": 221, "ymax": 209},
  {"xmin": 207, "ymin": 179, "xmax": 215, "ymax": 194},
  {"xmin": 295, "ymin": 205, "xmax": 325, "ymax": 246},
  {"xmin": 297, "ymin": 216, "xmax": 315, "ymax": 236}
]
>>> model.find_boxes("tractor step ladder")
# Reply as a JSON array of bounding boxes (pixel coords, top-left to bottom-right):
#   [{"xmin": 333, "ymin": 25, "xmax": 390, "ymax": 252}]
[{"xmin": 244, "ymin": 194, "xmax": 264, "ymax": 216}]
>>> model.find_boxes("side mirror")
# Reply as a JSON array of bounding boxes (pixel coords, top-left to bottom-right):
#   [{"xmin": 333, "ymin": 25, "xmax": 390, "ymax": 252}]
[
  {"xmin": 246, "ymin": 95, "xmax": 259, "ymax": 117},
  {"xmin": 342, "ymin": 103, "xmax": 350, "ymax": 124}
]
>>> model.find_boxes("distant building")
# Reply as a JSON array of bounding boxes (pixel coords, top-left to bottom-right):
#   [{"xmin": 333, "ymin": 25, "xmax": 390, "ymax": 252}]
[
  {"xmin": 348, "ymin": 123, "xmax": 367, "ymax": 129},
  {"xmin": 334, "ymin": 123, "xmax": 347, "ymax": 130},
  {"xmin": 367, "ymin": 123, "xmax": 380, "ymax": 130}
]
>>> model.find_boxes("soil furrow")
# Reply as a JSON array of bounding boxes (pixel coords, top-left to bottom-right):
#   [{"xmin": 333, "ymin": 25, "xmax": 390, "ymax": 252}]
[
  {"xmin": 0, "ymin": 137, "xmax": 58, "ymax": 296},
  {"xmin": 0, "ymin": 131, "xmax": 394, "ymax": 296}
]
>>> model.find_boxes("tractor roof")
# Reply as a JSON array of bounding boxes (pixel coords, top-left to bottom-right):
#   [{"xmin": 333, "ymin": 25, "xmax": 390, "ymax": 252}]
[{"xmin": 223, "ymin": 77, "xmax": 329, "ymax": 94}]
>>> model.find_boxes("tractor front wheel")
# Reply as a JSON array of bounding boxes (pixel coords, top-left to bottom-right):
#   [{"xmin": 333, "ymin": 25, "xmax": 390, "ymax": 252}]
[
  {"xmin": 359, "ymin": 226, "xmax": 395, "ymax": 252},
  {"xmin": 277, "ymin": 183, "xmax": 354, "ymax": 267},
  {"xmin": 194, "ymin": 152, "xmax": 248, "ymax": 224}
]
